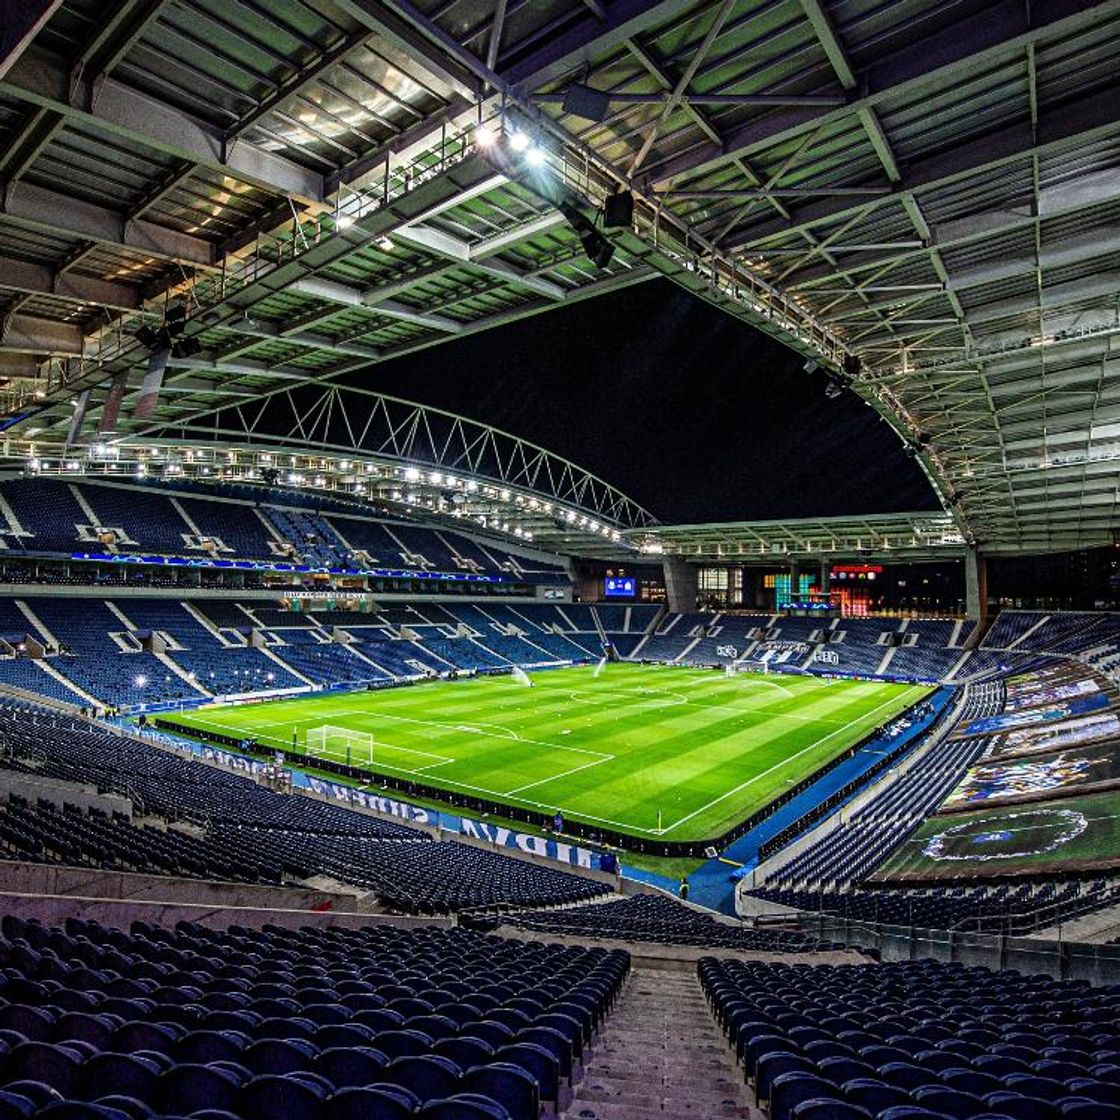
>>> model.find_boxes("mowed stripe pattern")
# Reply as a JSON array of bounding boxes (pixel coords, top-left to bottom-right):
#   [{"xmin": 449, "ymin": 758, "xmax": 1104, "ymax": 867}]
[{"xmin": 174, "ymin": 665, "xmax": 928, "ymax": 840}]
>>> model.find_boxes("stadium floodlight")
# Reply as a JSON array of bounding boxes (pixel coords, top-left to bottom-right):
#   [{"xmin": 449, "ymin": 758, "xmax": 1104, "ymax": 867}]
[
  {"xmin": 509, "ymin": 130, "xmax": 531, "ymax": 152},
  {"xmin": 134, "ymin": 675, "xmax": 147, "ymax": 688},
  {"xmin": 474, "ymin": 122, "xmax": 498, "ymax": 148},
  {"xmin": 404, "ymin": 466, "xmax": 421, "ymax": 482},
  {"xmin": 526, "ymin": 145, "xmax": 546, "ymax": 167}
]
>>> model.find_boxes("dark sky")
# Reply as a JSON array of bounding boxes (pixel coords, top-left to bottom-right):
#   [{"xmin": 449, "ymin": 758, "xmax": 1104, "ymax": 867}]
[{"xmin": 344, "ymin": 278, "xmax": 938, "ymax": 524}]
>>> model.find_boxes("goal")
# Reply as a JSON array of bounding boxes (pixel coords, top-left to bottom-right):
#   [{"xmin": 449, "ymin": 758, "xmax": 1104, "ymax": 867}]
[{"xmin": 305, "ymin": 725, "xmax": 374, "ymax": 766}]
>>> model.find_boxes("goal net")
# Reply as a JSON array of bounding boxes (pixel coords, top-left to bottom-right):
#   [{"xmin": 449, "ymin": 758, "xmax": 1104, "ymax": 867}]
[{"xmin": 305, "ymin": 725, "xmax": 374, "ymax": 765}]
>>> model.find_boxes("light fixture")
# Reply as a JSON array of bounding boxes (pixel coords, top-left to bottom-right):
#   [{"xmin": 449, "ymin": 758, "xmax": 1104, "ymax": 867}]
[
  {"xmin": 509, "ymin": 131, "xmax": 531, "ymax": 152},
  {"xmin": 376, "ymin": 235, "xmax": 394, "ymax": 251},
  {"xmin": 474, "ymin": 122, "xmax": 498, "ymax": 148},
  {"xmin": 526, "ymin": 145, "xmax": 546, "ymax": 167}
]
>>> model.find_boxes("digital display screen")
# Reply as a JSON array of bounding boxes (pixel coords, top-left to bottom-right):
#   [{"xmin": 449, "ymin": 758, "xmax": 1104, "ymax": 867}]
[{"xmin": 603, "ymin": 576, "xmax": 636, "ymax": 598}]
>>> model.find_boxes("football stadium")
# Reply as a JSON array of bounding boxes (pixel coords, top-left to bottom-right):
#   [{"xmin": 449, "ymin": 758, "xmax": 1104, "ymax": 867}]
[{"xmin": 0, "ymin": 3, "xmax": 1119, "ymax": 1119}]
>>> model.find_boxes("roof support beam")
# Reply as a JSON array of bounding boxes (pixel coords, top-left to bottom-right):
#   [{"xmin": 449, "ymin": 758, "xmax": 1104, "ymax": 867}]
[
  {"xmin": 645, "ymin": 0, "xmax": 1116, "ymax": 187},
  {"xmin": 0, "ymin": 255, "xmax": 142, "ymax": 312},
  {"xmin": 72, "ymin": 0, "xmax": 169, "ymax": 88},
  {"xmin": 2, "ymin": 181, "xmax": 214, "ymax": 267},
  {"xmin": 502, "ymin": 0, "xmax": 702, "ymax": 92},
  {"xmin": 0, "ymin": 313, "xmax": 83, "ymax": 355},
  {"xmin": 2, "ymin": 45, "xmax": 325, "ymax": 204},
  {"xmin": 289, "ymin": 276, "xmax": 463, "ymax": 332},
  {"xmin": 0, "ymin": 0, "xmax": 60, "ymax": 81},
  {"xmin": 726, "ymin": 81, "xmax": 1120, "ymax": 251},
  {"xmin": 393, "ymin": 223, "xmax": 567, "ymax": 299},
  {"xmin": 328, "ymin": 0, "xmax": 481, "ymax": 101},
  {"xmin": 0, "ymin": 105, "xmax": 64, "ymax": 186}
]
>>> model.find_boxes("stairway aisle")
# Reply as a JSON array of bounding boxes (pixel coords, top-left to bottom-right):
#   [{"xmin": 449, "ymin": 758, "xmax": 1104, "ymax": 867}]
[{"xmin": 560, "ymin": 966, "xmax": 759, "ymax": 1120}]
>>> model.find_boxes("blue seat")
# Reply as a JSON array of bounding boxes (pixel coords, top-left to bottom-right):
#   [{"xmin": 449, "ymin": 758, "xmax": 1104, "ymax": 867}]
[
  {"xmin": 460, "ymin": 1064, "xmax": 537, "ymax": 1120},
  {"xmin": 381, "ymin": 1054, "xmax": 461, "ymax": 1106},
  {"xmin": 238, "ymin": 1073, "xmax": 327, "ymax": 1120},
  {"xmin": 433, "ymin": 1038, "xmax": 495, "ymax": 1074},
  {"xmin": 752, "ymin": 1052, "xmax": 815, "ymax": 1106},
  {"xmin": 879, "ymin": 1063, "xmax": 940, "ymax": 1091},
  {"xmin": 242, "ymin": 1038, "xmax": 316, "ymax": 1076},
  {"xmin": 417, "ymin": 1094, "xmax": 512, "ymax": 1120},
  {"xmin": 912, "ymin": 1085, "xmax": 984, "ymax": 1119},
  {"xmin": 1065, "ymin": 1081, "xmax": 1120, "ymax": 1106},
  {"xmin": 35, "ymin": 1104, "xmax": 131, "ymax": 1120},
  {"xmin": 515, "ymin": 1027, "xmax": 571, "ymax": 1081},
  {"xmin": 817, "ymin": 1058, "xmax": 874, "ymax": 1086},
  {"xmin": 156, "ymin": 1064, "xmax": 240, "ymax": 1115},
  {"xmin": 941, "ymin": 1069, "xmax": 1003, "ymax": 1097},
  {"xmin": 0, "ymin": 1090, "xmax": 35, "ymax": 1119},
  {"xmin": 315, "ymin": 1046, "xmax": 387, "ymax": 1090},
  {"xmin": 792, "ymin": 1102, "xmax": 875, "ymax": 1120},
  {"xmin": 78, "ymin": 1054, "xmax": 160, "ymax": 1103},
  {"xmin": 494, "ymin": 1042, "xmax": 559, "ymax": 1106},
  {"xmin": 173, "ymin": 1031, "xmax": 250, "ymax": 1065},
  {"xmin": 329, "ymin": 1085, "xmax": 419, "ymax": 1120},
  {"xmin": 1058, "ymin": 1103, "xmax": 1120, "ymax": 1119},
  {"xmin": 3, "ymin": 1043, "xmax": 81, "ymax": 1096},
  {"xmin": 368, "ymin": 1030, "xmax": 432, "ymax": 1061},
  {"xmin": 984, "ymin": 1091, "xmax": 1059, "ymax": 1119},
  {"xmin": 842, "ymin": 1079, "xmax": 911, "ymax": 1114},
  {"xmin": 91, "ymin": 1097, "xmax": 153, "ymax": 1120}
]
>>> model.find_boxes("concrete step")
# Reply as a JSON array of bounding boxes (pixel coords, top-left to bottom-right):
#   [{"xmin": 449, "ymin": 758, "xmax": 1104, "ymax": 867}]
[{"xmin": 560, "ymin": 967, "xmax": 756, "ymax": 1120}]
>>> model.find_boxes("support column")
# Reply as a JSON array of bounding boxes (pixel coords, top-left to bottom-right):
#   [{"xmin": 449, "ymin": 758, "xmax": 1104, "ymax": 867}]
[
  {"xmin": 788, "ymin": 559, "xmax": 801, "ymax": 606},
  {"xmin": 965, "ymin": 547, "xmax": 988, "ymax": 626},
  {"xmin": 662, "ymin": 557, "xmax": 698, "ymax": 614},
  {"xmin": 819, "ymin": 557, "xmax": 831, "ymax": 598}
]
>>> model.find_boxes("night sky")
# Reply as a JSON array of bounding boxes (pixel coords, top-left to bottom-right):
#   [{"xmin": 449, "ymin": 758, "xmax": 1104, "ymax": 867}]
[{"xmin": 344, "ymin": 278, "xmax": 938, "ymax": 525}]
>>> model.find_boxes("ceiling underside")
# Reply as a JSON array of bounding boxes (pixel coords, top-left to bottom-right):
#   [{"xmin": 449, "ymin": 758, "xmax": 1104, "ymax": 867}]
[{"xmin": 1, "ymin": 0, "xmax": 1119, "ymax": 559}]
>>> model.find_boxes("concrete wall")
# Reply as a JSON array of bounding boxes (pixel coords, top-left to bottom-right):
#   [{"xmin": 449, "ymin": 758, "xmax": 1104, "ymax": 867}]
[
  {"xmin": 0, "ymin": 860, "xmax": 360, "ymax": 913},
  {"xmin": 0, "ymin": 772, "xmax": 131, "ymax": 819}
]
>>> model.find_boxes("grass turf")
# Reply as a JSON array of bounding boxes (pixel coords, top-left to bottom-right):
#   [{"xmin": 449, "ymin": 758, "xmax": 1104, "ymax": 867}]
[{"xmin": 173, "ymin": 663, "xmax": 928, "ymax": 841}]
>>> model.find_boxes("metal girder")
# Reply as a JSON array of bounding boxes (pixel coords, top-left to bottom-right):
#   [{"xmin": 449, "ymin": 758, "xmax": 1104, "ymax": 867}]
[
  {"xmin": 391, "ymin": 223, "xmax": 567, "ymax": 299},
  {"xmin": 965, "ymin": 272, "xmax": 1120, "ymax": 328},
  {"xmin": 227, "ymin": 27, "xmax": 377, "ymax": 141},
  {"xmin": 2, "ymin": 181, "xmax": 214, "ymax": 267},
  {"xmin": 947, "ymin": 229, "xmax": 1120, "ymax": 292},
  {"xmin": 329, "ymin": 0, "xmax": 481, "ymax": 101},
  {"xmin": 288, "ymin": 276, "xmax": 463, "ymax": 332},
  {"xmin": 0, "ymin": 0, "xmax": 59, "ymax": 81},
  {"xmin": 72, "ymin": 0, "xmax": 169, "ymax": 87},
  {"xmin": 0, "ymin": 352, "xmax": 39, "ymax": 378},
  {"xmin": 501, "ymin": 0, "xmax": 702, "ymax": 92},
  {"xmin": 2, "ymin": 45, "xmax": 325, "ymax": 204},
  {"xmin": 726, "ymin": 82, "xmax": 1120, "ymax": 251},
  {"xmin": 0, "ymin": 255, "xmax": 142, "ymax": 312},
  {"xmin": 0, "ymin": 105, "xmax": 64, "ymax": 186},
  {"xmin": 645, "ymin": 0, "xmax": 1117, "ymax": 188},
  {"xmin": 0, "ymin": 313, "xmax": 83, "ymax": 355}
]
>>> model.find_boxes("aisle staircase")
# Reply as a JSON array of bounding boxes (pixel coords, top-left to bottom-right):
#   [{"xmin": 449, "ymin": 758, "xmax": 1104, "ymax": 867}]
[{"xmin": 560, "ymin": 967, "xmax": 757, "ymax": 1120}]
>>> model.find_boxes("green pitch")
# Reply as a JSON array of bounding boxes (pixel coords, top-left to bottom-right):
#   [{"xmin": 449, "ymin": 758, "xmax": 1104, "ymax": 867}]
[{"xmin": 173, "ymin": 664, "xmax": 928, "ymax": 841}]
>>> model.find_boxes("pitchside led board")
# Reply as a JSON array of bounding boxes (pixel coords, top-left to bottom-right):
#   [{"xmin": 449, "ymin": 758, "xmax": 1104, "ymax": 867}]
[{"xmin": 872, "ymin": 665, "xmax": 1120, "ymax": 884}]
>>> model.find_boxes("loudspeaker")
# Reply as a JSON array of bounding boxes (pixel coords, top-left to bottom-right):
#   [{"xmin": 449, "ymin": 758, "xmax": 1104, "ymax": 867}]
[
  {"xmin": 603, "ymin": 190, "xmax": 633, "ymax": 228},
  {"xmin": 562, "ymin": 82, "xmax": 611, "ymax": 122}
]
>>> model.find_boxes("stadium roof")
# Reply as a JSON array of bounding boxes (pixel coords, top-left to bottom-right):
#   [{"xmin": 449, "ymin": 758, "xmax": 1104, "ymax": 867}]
[
  {"xmin": 1, "ymin": 1, "xmax": 1119, "ymax": 560},
  {"xmin": 635, "ymin": 511, "xmax": 967, "ymax": 563}
]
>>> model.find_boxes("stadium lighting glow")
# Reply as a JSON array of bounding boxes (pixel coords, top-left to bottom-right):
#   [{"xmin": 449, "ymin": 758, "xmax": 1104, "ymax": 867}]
[
  {"xmin": 336, "ymin": 213, "xmax": 355, "ymax": 230},
  {"xmin": 474, "ymin": 122, "xmax": 498, "ymax": 147},
  {"xmin": 404, "ymin": 466, "xmax": 421, "ymax": 482},
  {"xmin": 509, "ymin": 131, "xmax": 530, "ymax": 152},
  {"xmin": 526, "ymin": 145, "xmax": 546, "ymax": 167},
  {"xmin": 134, "ymin": 675, "xmax": 147, "ymax": 687},
  {"xmin": 429, "ymin": 471, "xmax": 443, "ymax": 485}
]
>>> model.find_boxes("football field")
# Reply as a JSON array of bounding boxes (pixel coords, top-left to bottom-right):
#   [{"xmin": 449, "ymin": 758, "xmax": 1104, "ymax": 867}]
[{"xmin": 172, "ymin": 664, "xmax": 928, "ymax": 840}]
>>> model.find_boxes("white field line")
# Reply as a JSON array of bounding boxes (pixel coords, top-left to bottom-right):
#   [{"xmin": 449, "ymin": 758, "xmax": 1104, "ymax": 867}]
[
  {"xmin": 507, "ymin": 753, "xmax": 615, "ymax": 795},
  {"xmin": 658, "ymin": 684, "xmax": 928, "ymax": 835}
]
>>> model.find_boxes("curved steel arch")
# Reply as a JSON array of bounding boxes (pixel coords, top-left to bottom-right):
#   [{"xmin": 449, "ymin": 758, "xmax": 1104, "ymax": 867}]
[{"xmin": 135, "ymin": 383, "xmax": 658, "ymax": 530}]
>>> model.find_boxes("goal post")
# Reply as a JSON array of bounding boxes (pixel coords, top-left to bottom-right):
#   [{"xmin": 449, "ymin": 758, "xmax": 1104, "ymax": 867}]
[{"xmin": 305, "ymin": 725, "xmax": 374, "ymax": 766}]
